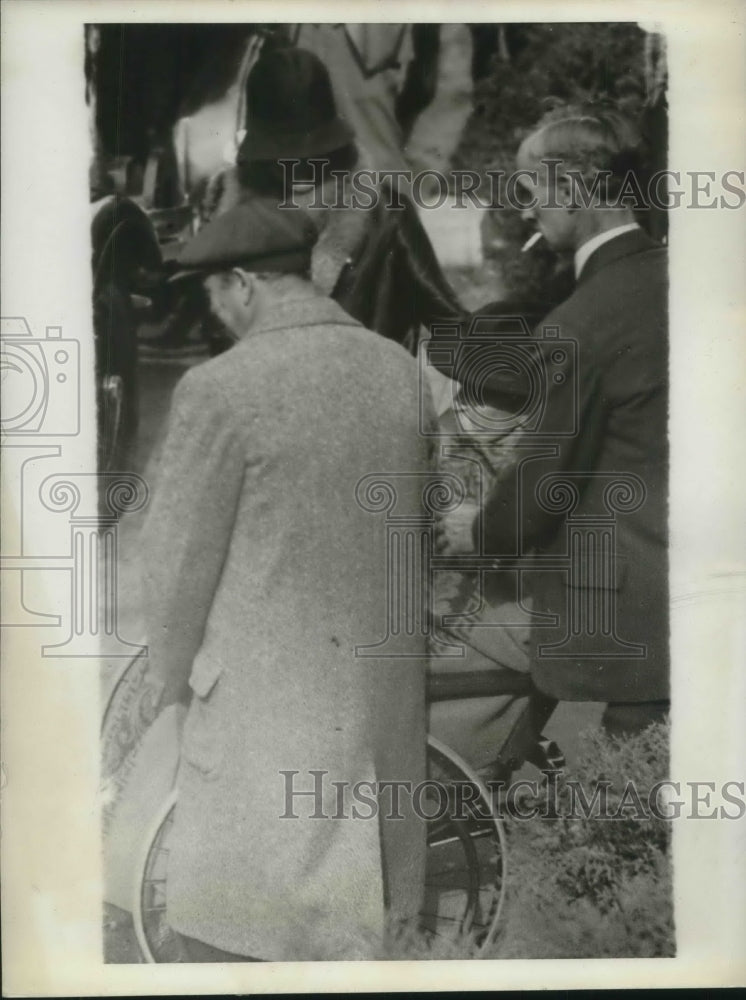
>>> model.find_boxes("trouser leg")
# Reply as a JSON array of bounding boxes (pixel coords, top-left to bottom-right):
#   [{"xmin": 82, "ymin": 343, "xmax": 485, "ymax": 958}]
[{"xmin": 601, "ymin": 700, "xmax": 670, "ymax": 737}]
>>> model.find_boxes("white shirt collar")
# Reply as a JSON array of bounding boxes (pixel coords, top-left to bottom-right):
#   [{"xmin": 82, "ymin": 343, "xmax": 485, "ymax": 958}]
[{"xmin": 574, "ymin": 223, "xmax": 641, "ymax": 279}]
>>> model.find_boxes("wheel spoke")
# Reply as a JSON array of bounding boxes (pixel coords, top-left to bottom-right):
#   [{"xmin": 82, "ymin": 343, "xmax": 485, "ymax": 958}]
[
  {"xmin": 426, "ymin": 867, "xmax": 471, "ymax": 879},
  {"xmin": 418, "ymin": 912, "xmax": 465, "ymax": 924}
]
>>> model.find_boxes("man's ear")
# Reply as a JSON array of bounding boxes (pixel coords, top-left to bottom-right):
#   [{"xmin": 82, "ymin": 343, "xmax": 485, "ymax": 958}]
[
  {"xmin": 232, "ymin": 268, "xmax": 254, "ymax": 303},
  {"xmin": 557, "ymin": 173, "xmax": 578, "ymax": 211}
]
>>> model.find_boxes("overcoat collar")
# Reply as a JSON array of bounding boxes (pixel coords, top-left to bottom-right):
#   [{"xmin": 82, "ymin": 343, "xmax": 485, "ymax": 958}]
[
  {"xmin": 577, "ymin": 227, "xmax": 663, "ymax": 286},
  {"xmin": 247, "ymin": 291, "xmax": 362, "ymax": 338}
]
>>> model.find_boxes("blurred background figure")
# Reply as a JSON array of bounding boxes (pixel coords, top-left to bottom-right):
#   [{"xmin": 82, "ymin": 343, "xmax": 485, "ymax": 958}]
[
  {"xmin": 289, "ymin": 23, "xmax": 442, "ymax": 173},
  {"xmin": 164, "ymin": 44, "xmax": 464, "ymax": 356}
]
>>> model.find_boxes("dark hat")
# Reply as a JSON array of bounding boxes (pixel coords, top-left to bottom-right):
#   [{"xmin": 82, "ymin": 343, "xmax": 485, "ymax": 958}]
[
  {"xmin": 237, "ymin": 46, "xmax": 354, "ymax": 163},
  {"xmin": 169, "ymin": 198, "xmax": 317, "ymax": 282}
]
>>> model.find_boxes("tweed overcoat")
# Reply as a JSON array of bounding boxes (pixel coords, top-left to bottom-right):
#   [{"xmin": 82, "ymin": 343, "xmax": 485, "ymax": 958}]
[
  {"xmin": 431, "ymin": 229, "xmax": 669, "ymax": 704},
  {"xmin": 142, "ymin": 294, "xmax": 434, "ymax": 960}
]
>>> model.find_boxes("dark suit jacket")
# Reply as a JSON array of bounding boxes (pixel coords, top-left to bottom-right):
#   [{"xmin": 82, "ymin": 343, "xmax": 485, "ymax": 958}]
[{"xmin": 432, "ymin": 228, "xmax": 669, "ymax": 703}]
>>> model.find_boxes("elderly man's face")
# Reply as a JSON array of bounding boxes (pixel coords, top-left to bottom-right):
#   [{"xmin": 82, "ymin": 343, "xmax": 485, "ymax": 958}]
[
  {"xmin": 203, "ymin": 271, "xmax": 254, "ymax": 339},
  {"xmin": 515, "ymin": 139, "xmax": 579, "ymax": 253}
]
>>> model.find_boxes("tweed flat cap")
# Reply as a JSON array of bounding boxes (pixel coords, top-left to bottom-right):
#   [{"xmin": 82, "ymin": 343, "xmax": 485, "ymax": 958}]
[{"xmin": 170, "ymin": 198, "xmax": 317, "ymax": 282}]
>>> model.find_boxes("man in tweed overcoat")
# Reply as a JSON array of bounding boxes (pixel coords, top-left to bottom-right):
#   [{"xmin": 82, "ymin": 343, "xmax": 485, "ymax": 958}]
[{"xmin": 143, "ymin": 199, "xmax": 434, "ymax": 961}]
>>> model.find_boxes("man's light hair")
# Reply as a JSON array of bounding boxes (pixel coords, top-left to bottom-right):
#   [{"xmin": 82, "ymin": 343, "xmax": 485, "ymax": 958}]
[{"xmin": 523, "ymin": 103, "xmax": 646, "ymax": 202}]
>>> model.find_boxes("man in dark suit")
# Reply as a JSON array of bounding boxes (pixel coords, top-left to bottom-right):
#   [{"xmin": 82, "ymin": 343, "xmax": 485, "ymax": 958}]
[{"xmin": 433, "ymin": 108, "xmax": 669, "ymax": 735}]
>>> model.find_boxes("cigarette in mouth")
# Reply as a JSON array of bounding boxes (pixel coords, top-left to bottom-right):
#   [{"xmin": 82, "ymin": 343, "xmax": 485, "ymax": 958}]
[{"xmin": 521, "ymin": 232, "xmax": 543, "ymax": 253}]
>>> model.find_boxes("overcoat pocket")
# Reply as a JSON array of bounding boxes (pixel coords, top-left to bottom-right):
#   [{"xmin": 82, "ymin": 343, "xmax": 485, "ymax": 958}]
[{"xmin": 183, "ymin": 655, "xmax": 225, "ymax": 777}]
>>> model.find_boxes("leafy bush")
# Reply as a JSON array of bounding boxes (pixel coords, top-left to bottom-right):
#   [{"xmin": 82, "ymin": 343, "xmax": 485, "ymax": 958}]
[
  {"xmin": 455, "ymin": 23, "xmax": 650, "ymax": 179},
  {"xmin": 489, "ymin": 720, "xmax": 675, "ymax": 958}
]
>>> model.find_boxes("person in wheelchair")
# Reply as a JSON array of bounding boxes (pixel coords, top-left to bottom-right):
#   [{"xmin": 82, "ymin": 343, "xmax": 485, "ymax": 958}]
[{"xmin": 140, "ymin": 197, "xmax": 435, "ymax": 962}]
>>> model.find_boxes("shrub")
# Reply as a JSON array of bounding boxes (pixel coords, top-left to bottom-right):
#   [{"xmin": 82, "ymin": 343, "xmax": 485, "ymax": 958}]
[{"xmin": 489, "ymin": 720, "xmax": 675, "ymax": 958}]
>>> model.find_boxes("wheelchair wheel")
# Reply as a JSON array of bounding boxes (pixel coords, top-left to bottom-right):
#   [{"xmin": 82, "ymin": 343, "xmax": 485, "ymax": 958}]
[
  {"xmin": 420, "ymin": 736, "xmax": 506, "ymax": 952},
  {"xmin": 132, "ymin": 789, "xmax": 185, "ymax": 963},
  {"xmin": 133, "ymin": 738, "xmax": 507, "ymax": 963}
]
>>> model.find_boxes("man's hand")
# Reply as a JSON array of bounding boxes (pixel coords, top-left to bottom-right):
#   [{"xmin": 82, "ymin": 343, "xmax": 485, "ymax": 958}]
[{"xmin": 435, "ymin": 503, "xmax": 479, "ymax": 555}]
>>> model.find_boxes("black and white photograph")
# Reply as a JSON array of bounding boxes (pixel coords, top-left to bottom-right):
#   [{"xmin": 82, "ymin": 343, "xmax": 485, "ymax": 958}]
[{"xmin": 1, "ymin": 1, "xmax": 744, "ymax": 994}]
